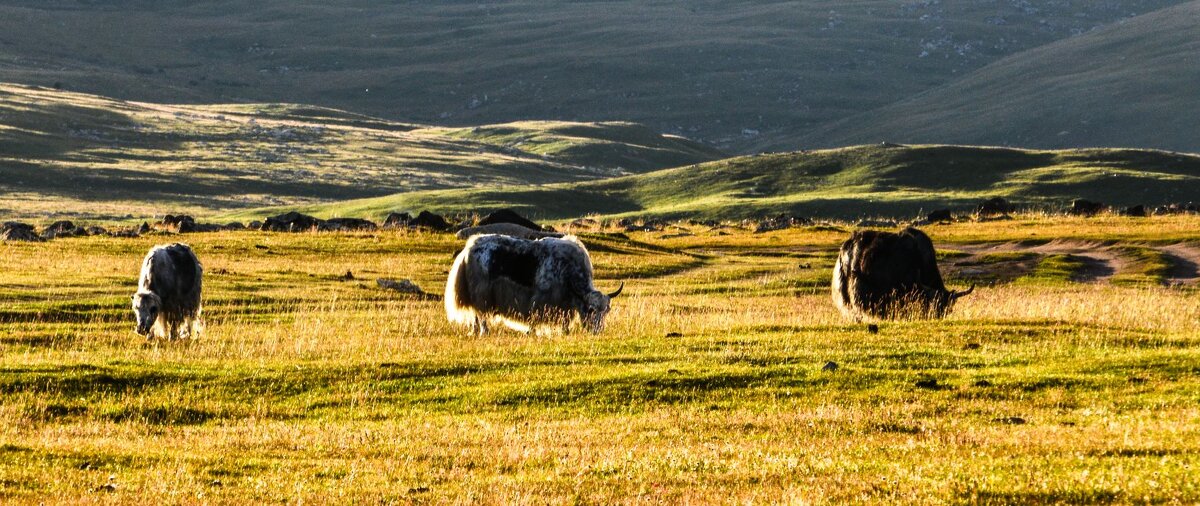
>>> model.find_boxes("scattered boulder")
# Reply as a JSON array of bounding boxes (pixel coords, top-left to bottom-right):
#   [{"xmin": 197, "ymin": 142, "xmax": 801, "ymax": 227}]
[
  {"xmin": 41, "ymin": 220, "xmax": 87, "ymax": 239},
  {"xmin": 248, "ymin": 220, "xmax": 263, "ymax": 229},
  {"xmin": 383, "ymin": 212, "xmax": 413, "ymax": 228},
  {"xmin": 408, "ymin": 211, "xmax": 453, "ymax": 231},
  {"xmin": 224, "ymin": 222, "xmax": 246, "ymax": 230},
  {"xmin": 261, "ymin": 211, "xmax": 324, "ymax": 232},
  {"xmin": 157, "ymin": 214, "xmax": 198, "ymax": 233},
  {"xmin": 477, "ymin": 209, "xmax": 542, "ymax": 231},
  {"xmin": 570, "ymin": 218, "xmax": 599, "ymax": 229},
  {"xmin": 455, "ymin": 223, "xmax": 563, "ymax": 240},
  {"xmin": 1119, "ymin": 205, "xmax": 1146, "ymax": 217},
  {"xmin": 85, "ymin": 225, "xmax": 109, "ymax": 236},
  {"xmin": 926, "ymin": 209, "xmax": 953, "ymax": 224},
  {"xmin": 822, "ymin": 361, "xmax": 839, "ymax": 372},
  {"xmin": 325, "ymin": 217, "xmax": 378, "ymax": 231},
  {"xmin": 1153, "ymin": 203, "xmax": 1198, "ymax": 215},
  {"xmin": 754, "ymin": 214, "xmax": 811, "ymax": 233},
  {"xmin": 855, "ymin": 219, "xmax": 897, "ymax": 228},
  {"xmin": 1070, "ymin": 199, "xmax": 1105, "ymax": 217},
  {"xmin": 977, "ymin": 197, "xmax": 1014, "ymax": 217},
  {"xmin": 376, "ymin": 278, "xmax": 437, "ymax": 299},
  {"xmin": 1, "ymin": 222, "xmax": 42, "ymax": 242},
  {"xmin": 137, "ymin": 222, "xmax": 152, "ymax": 235}
]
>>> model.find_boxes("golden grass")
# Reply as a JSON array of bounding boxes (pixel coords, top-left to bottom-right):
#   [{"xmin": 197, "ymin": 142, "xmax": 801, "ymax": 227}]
[{"xmin": 2, "ymin": 219, "xmax": 1199, "ymax": 503}]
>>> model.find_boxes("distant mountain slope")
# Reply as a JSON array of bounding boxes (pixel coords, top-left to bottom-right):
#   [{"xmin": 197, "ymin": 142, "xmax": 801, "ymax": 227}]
[
  {"xmin": 0, "ymin": 1, "xmax": 1186, "ymax": 151},
  {"xmin": 798, "ymin": 1, "xmax": 1200, "ymax": 153},
  {"xmin": 268, "ymin": 144, "xmax": 1200, "ymax": 222},
  {"xmin": 0, "ymin": 84, "xmax": 721, "ymax": 219}
]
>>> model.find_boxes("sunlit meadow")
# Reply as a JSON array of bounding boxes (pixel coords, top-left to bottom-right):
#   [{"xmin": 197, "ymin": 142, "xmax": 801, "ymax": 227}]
[{"xmin": 1, "ymin": 216, "xmax": 1199, "ymax": 503}]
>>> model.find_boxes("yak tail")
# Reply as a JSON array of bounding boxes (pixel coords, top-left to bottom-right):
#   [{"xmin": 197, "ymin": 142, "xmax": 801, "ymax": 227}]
[{"xmin": 444, "ymin": 249, "xmax": 476, "ymax": 325}]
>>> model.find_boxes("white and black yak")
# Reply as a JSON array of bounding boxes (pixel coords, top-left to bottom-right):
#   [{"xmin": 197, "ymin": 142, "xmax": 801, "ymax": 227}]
[
  {"xmin": 132, "ymin": 243, "xmax": 203, "ymax": 339},
  {"xmin": 832, "ymin": 227, "xmax": 973, "ymax": 321},
  {"xmin": 445, "ymin": 234, "xmax": 623, "ymax": 335}
]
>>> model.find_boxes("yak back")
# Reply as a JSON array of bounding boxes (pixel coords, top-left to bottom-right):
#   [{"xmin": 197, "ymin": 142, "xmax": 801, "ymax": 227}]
[
  {"xmin": 473, "ymin": 235, "xmax": 594, "ymax": 297},
  {"xmin": 485, "ymin": 242, "xmax": 542, "ymax": 288},
  {"xmin": 846, "ymin": 227, "xmax": 946, "ymax": 293},
  {"xmin": 145, "ymin": 243, "xmax": 202, "ymax": 318}
]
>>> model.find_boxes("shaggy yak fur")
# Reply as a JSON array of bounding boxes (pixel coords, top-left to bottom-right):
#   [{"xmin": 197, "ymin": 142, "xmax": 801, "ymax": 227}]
[
  {"xmin": 832, "ymin": 227, "xmax": 973, "ymax": 321},
  {"xmin": 132, "ymin": 243, "xmax": 203, "ymax": 339},
  {"xmin": 445, "ymin": 234, "xmax": 623, "ymax": 335}
]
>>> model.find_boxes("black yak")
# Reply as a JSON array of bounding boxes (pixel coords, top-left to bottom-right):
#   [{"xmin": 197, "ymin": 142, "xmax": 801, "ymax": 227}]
[
  {"xmin": 445, "ymin": 234, "xmax": 623, "ymax": 335},
  {"xmin": 132, "ymin": 243, "xmax": 203, "ymax": 339},
  {"xmin": 832, "ymin": 227, "xmax": 973, "ymax": 321}
]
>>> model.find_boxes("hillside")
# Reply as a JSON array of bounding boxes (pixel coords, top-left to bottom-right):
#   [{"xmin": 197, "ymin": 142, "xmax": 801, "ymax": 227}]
[
  {"xmin": 0, "ymin": 84, "xmax": 721, "ymax": 219},
  {"xmin": 0, "ymin": 1, "xmax": 1187, "ymax": 151},
  {"xmin": 798, "ymin": 1, "xmax": 1200, "ymax": 153},
  {"xmin": 269, "ymin": 144, "xmax": 1200, "ymax": 222}
]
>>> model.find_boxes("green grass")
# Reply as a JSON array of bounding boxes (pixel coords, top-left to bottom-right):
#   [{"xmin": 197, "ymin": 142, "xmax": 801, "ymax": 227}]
[
  {"xmin": 2, "ymin": 216, "xmax": 1200, "ymax": 502},
  {"xmin": 267, "ymin": 144, "xmax": 1200, "ymax": 223},
  {"xmin": 798, "ymin": 1, "xmax": 1200, "ymax": 153},
  {"xmin": 0, "ymin": 1, "xmax": 1187, "ymax": 151}
]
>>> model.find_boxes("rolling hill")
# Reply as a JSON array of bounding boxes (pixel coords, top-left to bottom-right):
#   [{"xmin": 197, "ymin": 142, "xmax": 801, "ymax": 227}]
[
  {"xmin": 0, "ymin": 0, "xmax": 1187, "ymax": 151},
  {"xmin": 797, "ymin": 1, "xmax": 1200, "ymax": 153},
  {"xmin": 0, "ymin": 84, "xmax": 722, "ymax": 219},
  {"xmin": 263, "ymin": 144, "xmax": 1200, "ymax": 222}
]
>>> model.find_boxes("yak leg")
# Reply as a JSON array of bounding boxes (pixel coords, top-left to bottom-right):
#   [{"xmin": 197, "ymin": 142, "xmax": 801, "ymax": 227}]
[{"xmin": 472, "ymin": 316, "xmax": 489, "ymax": 336}]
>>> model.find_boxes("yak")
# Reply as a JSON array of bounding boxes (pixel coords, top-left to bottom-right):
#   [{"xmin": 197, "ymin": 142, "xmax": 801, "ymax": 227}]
[
  {"xmin": 832, "ymin": 227, "xmax": 973, "ymax": 321},
  {"xmin": 445, "ymin": 234, "xmax": 623, "ymax": 335},
  {"xmin": 132, "ymin": 243, "xmax": 203, "ymax": 339}
]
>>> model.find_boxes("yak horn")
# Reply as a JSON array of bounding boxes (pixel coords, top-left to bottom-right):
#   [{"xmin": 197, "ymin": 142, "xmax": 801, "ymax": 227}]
[
  {"xmin": 951, "ymin": 284, "xmax": 976, "ymax": 299},
  {"xmin": 607, "ymin": 282, "xmax": 625, "ymax": 298}
]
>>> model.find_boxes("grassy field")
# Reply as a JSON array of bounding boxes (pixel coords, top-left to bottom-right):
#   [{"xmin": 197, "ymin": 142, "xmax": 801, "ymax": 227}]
[
  {"xmin": 0, "ymin": 0, "xmax": 1187, "ymax": 151},
  {"xmin": 795, "ymin": 0, "xmax": 1200, "ymax": 153},
  {"xmin": 0, "ymin": 84, "xmax": 721, "ymax": 220},
  {"xmin": 267, "ymin": 144, "xmax": 1200, "ymax": 223},
  {"xmin": 2, "ymin": 215, "xmax": 1199, "ymax": 503}
]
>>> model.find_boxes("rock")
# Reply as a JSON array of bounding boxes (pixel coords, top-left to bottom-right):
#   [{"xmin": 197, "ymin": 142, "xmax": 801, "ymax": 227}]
[
  {"xmin": 926, "ymin": 209, "xmax": 953, "ymax": 224},
  {"xmin": 665, "ymin": 332, "xmax": 683, "ymax": 338},
  {"xmin": 755, "ymin": 214, "xmax": 811, "ymax": 233},
  {"xmin": 248, "ymin": 221, "xmax": 263, "ymax": 229},
  {"xmin": 1070, "ymin": 199, "xmax": 1105, "ymax": 217},
  {"xmin": 223, "ymin": 222, "xmax": 246, "ymax": 230},
  {"xmin": 867, "ymin": 324, "xmax": 879, "ymax": 334},
  {"xmin": 477, "ymin": 209, "xmax": 542, "ymax": 231},
  {"xmin": 137, "ymin": 222, "xmax": 152, "ymax": 235},
  {"xmin": 855, "ymin": 219, "xmax": 897, "ymax": 228},
  {"xmin": 1152, "ymin": 203, "xmax": 1198, "ymax": 215},
  {"xmin": 992, "ymin": 416, "xmax": 1027, "ymax": 425},
  {"xmin": 914, "ymin": 378, "xmax": 942, "ymax": 390},
  {"xmin": 324, "ymin": 217, "xmax": 378, "ymax": 231},
  {"xmin": 260, "ymin": 211, "xmax": 324, "ymax": 232},
  {"xmin": 455, "ymin": 223, "xmax": 563, "ymax": 240},
  {"xmin": 376, "ymin": 278, "xmax": 436, "ymax": 299},
  {"xmin": 977, "ymin": 197, "xmax": 1014, "ymax": 217},
  {"xmin": 41, "ymin": 220, "xmax": 86, "ymax": 239},
  {"xmin": 1, "ymin": 222, "xmax": 42, "ymax": 242},
  {"xmin": 85, "ymin": 225, "xmax": 108, "ymax": 236},
  {"xmin": 973, "ymin": 379, "xmax": 993, "ymax": 387},
  {"xmin": 157, "ymin": 214, "xmax": 198, "ymax": 232},
  {"xmin": 963, "ymin": 342, "xmax": 982, "ymax": 350},
  {"xmin": 570, "ymin": 218, "xmax": 599, "ymax": 228},
  {"xmin": 383, "ymin": 212, "xmax": 413, "ymax": 228},
  {"xmin": 408, "ymin": 211, "xmax": 452, "ymax": 231},
  {"xmin": 822, "ymin": 361, "xmax": 839, "ymax": 372},
  {"xmin": 1119, "ymin": 205, "xmax": 1146, "ymax": 217}
]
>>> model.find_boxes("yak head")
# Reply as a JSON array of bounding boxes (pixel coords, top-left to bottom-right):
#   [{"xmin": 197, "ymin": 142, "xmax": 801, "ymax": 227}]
[
  {"xmin": 920, "ymin": 283, "xmax": 975, "ymax": 318},
  {"xmin": 580, "ymin": 282, "xmax": 624, "ymax": 333},
  {"xmin": 131, "ymin": 291, "xmax": 162, "ymax": 336}
]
